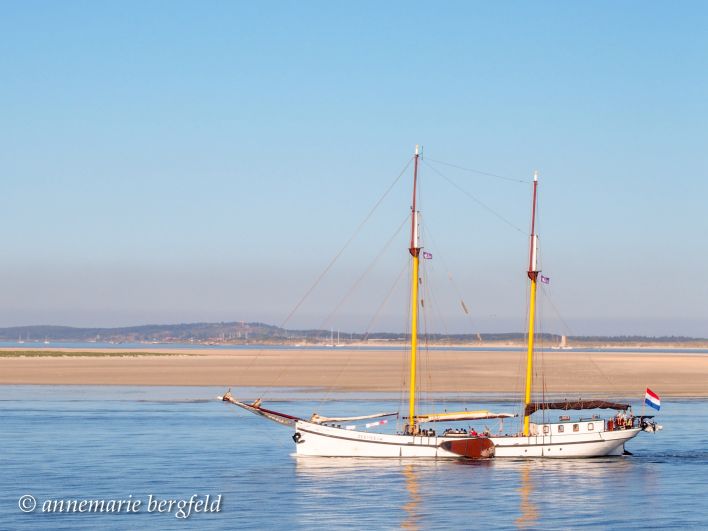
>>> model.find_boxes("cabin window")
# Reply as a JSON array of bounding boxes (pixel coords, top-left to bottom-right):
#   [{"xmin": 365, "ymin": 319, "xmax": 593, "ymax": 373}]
[
  {"xmin": 573, "ymin": 424, "xmax": 580, "ymax": 432},
  {"xmin": 543, "ymin": 425, "xmax": 549, "ymax": 434},
  {"xmin": 558, "ymin": 425, "xmax": 564, "ymax": 433},
  {"xmin": 588, "ymin": 423, "xmax": 594, "ymax": 431}
]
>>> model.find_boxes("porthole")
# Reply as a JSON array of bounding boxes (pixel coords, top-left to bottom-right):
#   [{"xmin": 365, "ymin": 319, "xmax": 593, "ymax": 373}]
[
  {"xmin": 573, "ymin": 424, "xmax": 580, "ymax": 432},
  {"xmin": 543, "ymin": 425, "xmax": 550, "ymax": 434},
  {"xmin": 558, "ymin": 425, "xmax": 564, "ymax": 433},
  {"xmin": 588, "ymin": 423, "xmax": 594, "ymax": 431}
]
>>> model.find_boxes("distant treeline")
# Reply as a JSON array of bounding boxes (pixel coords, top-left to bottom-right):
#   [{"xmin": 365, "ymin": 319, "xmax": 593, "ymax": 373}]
[
  {"xmin": 0, "ymin": 322, "xmax": 705, "ymax": 344},
  {"xmin": 570, "ymin": 335, "xmax": 702, "ymax": 343}
]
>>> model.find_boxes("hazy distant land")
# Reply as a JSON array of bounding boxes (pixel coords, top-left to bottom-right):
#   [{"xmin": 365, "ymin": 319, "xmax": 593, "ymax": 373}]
[{"xmin": 2, "ymin": 321, "xmax": 706, "ymax": 348}]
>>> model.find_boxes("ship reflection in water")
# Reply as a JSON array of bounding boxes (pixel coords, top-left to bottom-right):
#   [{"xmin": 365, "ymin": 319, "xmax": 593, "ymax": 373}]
[
  {"xmin": 402, "ymin": 463, "xmax": 421, "ymax": 530},
  {"xmin": 515, "ymin": 462, "xmax": 538, "ymax": 529},
  {"xmin": 293, "ymin": 455, "xmax": 646, "ymax": 529}
]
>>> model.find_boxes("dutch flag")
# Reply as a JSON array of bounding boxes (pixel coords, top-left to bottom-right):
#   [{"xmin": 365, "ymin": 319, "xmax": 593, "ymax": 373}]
[{"xmin": 645, "ymin": 388, "xmax": 661, "ymax": 411}]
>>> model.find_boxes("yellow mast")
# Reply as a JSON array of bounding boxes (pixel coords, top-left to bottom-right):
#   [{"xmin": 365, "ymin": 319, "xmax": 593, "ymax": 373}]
[
  {"xmin": 523, "ymin": 171, "xmax": 540, "ymax": 436},
  {"xmin": 407, "ymin": 145, "xmax": 421, "ymax": 435},
  {"xmin": 523, "ymin": 274, "xmax": 537, "ymax": 435},
  {"xmin": 409, "ymin": 250, "xmax": 420, "ymax": 433}
]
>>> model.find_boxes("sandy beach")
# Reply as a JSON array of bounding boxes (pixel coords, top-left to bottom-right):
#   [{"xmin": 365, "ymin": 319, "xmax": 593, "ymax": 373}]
[{"xmin": 1, "ymin": 347, "xmax": 706, "ymax": 397}]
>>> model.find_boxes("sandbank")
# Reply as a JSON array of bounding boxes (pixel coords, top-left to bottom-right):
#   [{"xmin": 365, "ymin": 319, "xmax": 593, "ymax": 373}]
[{"xmin": 0, "ymin": 347, "xmax": 706, "ymax": 397}]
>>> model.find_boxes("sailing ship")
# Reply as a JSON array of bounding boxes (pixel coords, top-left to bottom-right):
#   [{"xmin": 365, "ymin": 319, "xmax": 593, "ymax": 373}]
[
  {"xmin": 551, "ymin": 335, "xmax": 572, "ymax": 350},
  {"xmin": 222, "ymin": 147, "xmax": 661, "ymax": 458}
]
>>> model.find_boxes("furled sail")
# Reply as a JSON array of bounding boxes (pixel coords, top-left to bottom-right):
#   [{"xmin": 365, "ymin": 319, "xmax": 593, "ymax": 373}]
[
  {"xmin": 525, "ymin": 400, "xmax": 630, "ymax": 416},
  {"xmin": 411, "ymin": 410, "xmax": 516, "ymax": 423},
  {"xmin": 221, "ymin": 391, "xmax": 300, "ymax": 427},
  {"xmin": 309, "ymin": 412, "xmax": 398, "ymax": 424}
]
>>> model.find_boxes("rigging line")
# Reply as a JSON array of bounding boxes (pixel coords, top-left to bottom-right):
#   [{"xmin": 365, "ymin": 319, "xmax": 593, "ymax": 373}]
[
  {"xmin": 418, "ymin": 226, "xmax": 451, "ymax": 337},
  {"xmin": 419, "ymin": 258, "xmax": 452, "ymax": 415},
  {"xmin": 318, "ymin": 247, "xmax": 410, "ymax": 407},
  {"xmin": 539, "ymin": 286, "xmax": 619, "ymax": 393},
  {"xmin": 423, "ymin": 263, "xmax": 451, "ymax": 338},
  {"xmin": 421, "ymin": 257, "xmax": 459, "ymax": 408},
  {"xmin": 538, "ymin": 300, "xmax": 547, "ymax": 424},
  {"xmin": 539, "ymin": 284, "xmax": 575, "ymax": 337},
  {"xmin": 259, "ymin": 158, "xmax": 412, "ymax": 401},
  {"xmin": 419, "ymin": 268, "xmax": 427, "ymax": 412},
  {"xmin": 585, "ymin": 351, "xmax": 621, "ymax": 394},
  {"xmin": 399, "ymin": 260, "xmax": 413, "ymax": 431},
  {"xmin": 421, "ymin": 223, "xmax": 478, "ymax": 334},
  {"xmin": 399, "ymin": 336, "xmax": 409, "ymax": 432},
  {"xmin": 419, "ymin": 260, "xmax": 436, "ymax": 414},
  {"xmin": 425, "ymin": 157, "xmax": 529, "ymax": 184},
  {"xmin": 421, "ymin": 159, "xmax": 526, "ymax": 235},
  {"xmin": 266, "ymin": 261, "xmax": 410, "ymax": 403},
  {"xmin": 279, "ymin": 156, "xmax": 413, "ymax": 329},
  {"xmin": 427, "ymin": 278, "xmax": 466, "ymax": 412},
  {"xmin": 362, "ymin": 260, "xmax": 410, "ymax": 342},
  {"xmin": 319, "ymin": 214, "xmax": 409, "ymax": 332},
  {"xmin": 514, "ymin": 279, "xmax": 532, "ymax": 425}
]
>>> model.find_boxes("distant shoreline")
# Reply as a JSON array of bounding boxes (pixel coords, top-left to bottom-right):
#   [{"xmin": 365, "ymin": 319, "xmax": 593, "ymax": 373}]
[
  {"xmin": 1, "ymin": 347, "xmax": 707, "ymax": 397},
  {"xmin": 3, "ymin": 321, "xmax": 706, "ymax": 350},
  {"xmin": 3, "ymin": 340, "xmax": 708, "ymax": 350}
]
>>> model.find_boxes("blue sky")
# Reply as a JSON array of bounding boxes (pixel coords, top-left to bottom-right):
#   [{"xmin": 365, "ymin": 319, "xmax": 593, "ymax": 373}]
[{"xmin": 1, "ymin": 2, "xmax": 706, "ymax": 335}]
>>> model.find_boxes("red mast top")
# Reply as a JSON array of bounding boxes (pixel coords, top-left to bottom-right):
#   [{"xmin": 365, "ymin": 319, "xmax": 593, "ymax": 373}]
[
  {"xmin": 527, "ymin": 171, "xmax": 539, "ymax": 280},
  {"xmin": 409, "ymin": 145, "xmax": 421, "ymax": 258}
]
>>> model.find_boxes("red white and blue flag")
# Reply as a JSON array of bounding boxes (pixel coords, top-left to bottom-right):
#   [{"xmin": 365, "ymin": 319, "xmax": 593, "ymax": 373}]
[
  {"xmin": 422, "ymin": 251, "xmax": 433, "ymax": 259},
  {"xmin": 645, "ymin": 388, "xmax": 661, "ymax": 411}
]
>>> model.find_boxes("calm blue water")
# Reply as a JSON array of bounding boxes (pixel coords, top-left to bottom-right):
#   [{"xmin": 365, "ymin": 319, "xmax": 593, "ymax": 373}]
[{"xmin": 1, "ymin": 386, "xmax": 706, "ymax": 530}]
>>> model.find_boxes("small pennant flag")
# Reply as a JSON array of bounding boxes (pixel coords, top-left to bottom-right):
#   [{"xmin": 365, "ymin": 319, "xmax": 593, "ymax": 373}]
[
  {"xmin": 540, "ymin": 275, "xmax": 550, "ymax": 284},
  {"xmin": 645, "ymin": 388, "xmax": 661, "ymax": 411},
  {"xmin": 422, "ymin": 251, "xmax": 433, "ymax": 259},
  {"xmin": 365, "ymin": 419, "xmax": 388, "ymax": 429}
]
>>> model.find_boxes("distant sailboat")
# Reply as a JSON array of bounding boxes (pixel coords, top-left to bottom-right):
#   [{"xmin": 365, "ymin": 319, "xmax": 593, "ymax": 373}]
[{"xmin": 551, "ymin": 335, "xmax": 572, "ymax": 350}]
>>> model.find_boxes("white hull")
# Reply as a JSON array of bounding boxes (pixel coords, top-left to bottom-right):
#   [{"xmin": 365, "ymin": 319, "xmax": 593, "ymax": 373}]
[
  {"xmin": 294, "ymin": 421, "xmax": 641, "ymax": 459},
  {"xmin": 490, "ymin": 428, "xmax": 641, "ymax": 458},
  {"xmin": 295, "ymin": 421, "xmax": 463, "ymax": 458}
]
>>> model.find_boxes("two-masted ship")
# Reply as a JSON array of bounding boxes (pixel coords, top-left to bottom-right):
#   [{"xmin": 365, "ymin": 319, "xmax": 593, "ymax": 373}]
[{"xmin": 222, "ymin": 147, "xmax": 661, "ymax": 458}]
